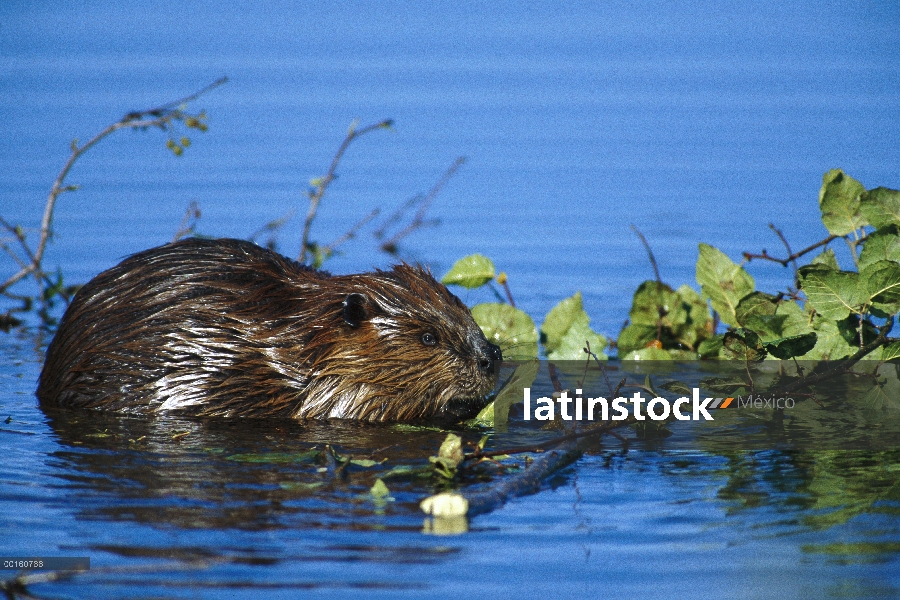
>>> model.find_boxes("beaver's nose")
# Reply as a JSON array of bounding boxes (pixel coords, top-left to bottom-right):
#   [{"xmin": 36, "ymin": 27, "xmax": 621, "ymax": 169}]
[{"xmin": 479, "ymin": 342, "xmax": 503, "ymax": 371}]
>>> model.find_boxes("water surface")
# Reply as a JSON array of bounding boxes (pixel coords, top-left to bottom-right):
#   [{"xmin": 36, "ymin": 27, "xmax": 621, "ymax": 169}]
[{"xmin": 2, "ymin": 1, "xmax": 900, "ymax": 597}]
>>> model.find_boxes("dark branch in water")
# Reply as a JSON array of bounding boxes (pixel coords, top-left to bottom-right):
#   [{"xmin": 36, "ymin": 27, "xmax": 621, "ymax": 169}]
[{"xmin": 463, "ymin": 442, "xmax": 583, "ymax": 516}]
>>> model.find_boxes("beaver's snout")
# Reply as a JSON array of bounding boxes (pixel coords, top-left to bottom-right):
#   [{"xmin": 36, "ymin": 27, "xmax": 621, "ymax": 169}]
[{"xmin": 478, "ymin": 342, "xmax": 503, "ymax": 372}]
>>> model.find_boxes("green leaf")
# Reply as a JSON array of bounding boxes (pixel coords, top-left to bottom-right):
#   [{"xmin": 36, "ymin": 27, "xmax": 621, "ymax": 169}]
[
  {"xmin": 226, "ymin": 450, "xmax": 320, "ymax": 463},
  {"xmin": 859, "ymin": 187, "xmax": 900, "ymax": 229},
  {"xmin": 660, "ymin": 380, "xmax": 692, "ymax": 395},
  {"xmin": 671, "ymin": 284, "xmax": 714, "ymax": 350},
  {"xmin": 761, "ymin": 332, "xmax": 818, "ymax": 359},
  {"xmin": 858, "ymin": 226, "xmax": 900, "ymax": 271},
  {"xmin": 818, "ymin": 169, "xmax": 867, "ymax": 236},
  {"xmin": 722, "ymin": 329, "xmax": 767, "ymax": 361},
  {"xmin": 470, "ymin": 360, "xmax": 539, "ymax": 427},
  {"xmin": 810, "ymin": 248, "xmax": 839, "ymax": 270},
  {"xmin": 700, "ymin": 376, "xmax": 750, "ymax": 395},
  {"xmin": 628, "ymin": 281, "xmax": 682, "ymax": 326},
  {"xmin": 370, "ymin": 478, "xmax": 392, "ymax": 499},
  {"xmin": 437, "ymin": 433, "xmax": 464, "ymax": 466},
  {"xmin": 471, "ymin": 302, "xmax": 538, "ymax": 359},
  {"xmin": 799, "ymin": 267, "xmax": 862, "ymax": 320},
  {"xmin": 880, "ymin": 341, "xmax": 900, "ymax": 362},
  {"xmin": 735, "ymin": 291, "xmax": 778, "ymax": 326},
  {"xmin": 696, "ymin": 243, "xmax": 755, "ymax": 327},
  {"xmin": 697, "ymin": 334, "xmax": 725, "ymax": 358},
  {"xmin": 541, "ymin": 292, "xmax": 583, "ymax": 352},
  {"xmin": 775, "ymin": 300, "xmax": 814, "ymax": 336},
  {"xmin": 546, "ymin": 314, "xmax": 608, "ymax": 361},
  {"xmin": 621, "ymin": 346, "xmax": 673, "ymax": 360},
  {"xmin": 862, "ymin": 365, "xmax": 900, "ymax": 410},
  {"xmin": 279, "ymin": 481, "xmax": 324, "ymax": 492},
  {"xmin": 742, "ymin": 314, "xmax": 789, "ymax": 341},
  {"xmin": 860, "ymin": 260, "xmax": 900, "ymax": 314},
  {"xmin": 541, "ymin": 292, "xmax": 607, "ymax": 360},
  {"xmin": 616, "ymin": 324, "xmax": 658, "ymax": 354},
  {"xmin": 805, "ymin": 315, "xmax": 856, "ymax": 360},
  {"xmin": 442, "ymin": 254, "xmax": 496, "ymax": 288}
]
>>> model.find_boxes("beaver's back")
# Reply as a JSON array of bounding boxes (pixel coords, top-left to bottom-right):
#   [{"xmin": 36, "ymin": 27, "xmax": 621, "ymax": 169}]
[{"xmin": 38, "ymin": 238, "xmax": 326, "ymax": 416}]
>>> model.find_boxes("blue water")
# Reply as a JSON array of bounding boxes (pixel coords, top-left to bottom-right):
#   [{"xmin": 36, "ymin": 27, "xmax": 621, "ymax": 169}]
[{"xmin": 2, "ymin": 1, "xmax": 900, "ymax": 597}]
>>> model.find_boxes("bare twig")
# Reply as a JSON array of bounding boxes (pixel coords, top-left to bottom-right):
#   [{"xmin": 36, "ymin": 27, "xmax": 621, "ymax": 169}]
[
  {"xmin": 379, "ymin": 156, "xmax": 465, "ymax": 253},
  {"xmin": 742, "ymin": 232, "xmax": 839, "ymax": 267},
  {"xmin": 631, "ymin": 225, "xmax": 666, "ymax": 341},
  {"xmin": 248, "ymin": 209, "xmax": 296, "ymax": 249},
  {"xmin": 631, "ymin": 225, "xmax": 661, "ymax": 284},
  {"xmin": 172, "ymin": 201, "xmax": 202, "ymax": 242},
  {"xmin": 584, "ymin": 341, "xmax": 616, "ymax": 397},
  {"xmin": 122, "ymin": 76, "xmax": 227, "ymax": 121},
  {"xmin": 298, "ymin": 119, "xmax": 393, "ymax": 263},
  {"xmin": 323, "ymin": 207, "xmax": 380, "ymax": 255},
  {"xmin": 497, "ymin": 274, "xmax": 516, "ymax": 308}
]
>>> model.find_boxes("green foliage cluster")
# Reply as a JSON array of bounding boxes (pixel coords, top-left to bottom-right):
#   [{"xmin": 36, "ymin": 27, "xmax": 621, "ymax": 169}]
[
  {"xmin": 447, "ymin": 170, "xmax": 900, "ymax": 366},
  {"xmin": 698, "ymin": 169, "xmax": 900, "ymax": 365},
  {"xmin": 442, "ymin": 255, "xmax": 607, "ymax": 361}
]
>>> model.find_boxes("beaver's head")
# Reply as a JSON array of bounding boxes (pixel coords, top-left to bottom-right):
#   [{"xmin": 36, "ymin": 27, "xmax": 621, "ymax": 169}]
[{"xmin": 295, "ymin": 264, "xmax": 502, "ymax": 421}]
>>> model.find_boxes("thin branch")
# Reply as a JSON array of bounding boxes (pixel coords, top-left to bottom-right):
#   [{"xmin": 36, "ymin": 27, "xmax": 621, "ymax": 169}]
[
  {"xmin": 379, "ymin": 156, "xmax": 465, "ymax": 253},
  {"xmin": 248, "ymin": 208, "xmax": 296, "ymax": 248},
  {"xmin": 631, "ymin": 225, "xmax": 661, "ymax": 284},
  {"xmin": 742, "ymin": 233, "xmax": 839, "ymax": 267},
  {"xmin": 172, "ymin": 201, "xmax": 201, "ymax": 243},
  {"xmin": 498, "ymin": 276, "xmax": 516, "ymax": 308},
  {"xmin": 631, "ymin": 225, "xmax": 666, "ymax": 342},
  {"xmin": 122, "ymin": 76, "xmax": 227, "ymax": 121},
  {"xmin": 298, "ymin": 119, "xmax": 393, "ymax": 263},
  {"xmin": 323, "ymin": 207, "xmax": 380, "ymax": 254}
]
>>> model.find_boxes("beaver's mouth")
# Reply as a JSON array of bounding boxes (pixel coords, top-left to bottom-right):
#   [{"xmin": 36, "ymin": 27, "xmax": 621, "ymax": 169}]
[{"xmin": 437, "ymin": 394, "xmax": 494, "ymax": 421}]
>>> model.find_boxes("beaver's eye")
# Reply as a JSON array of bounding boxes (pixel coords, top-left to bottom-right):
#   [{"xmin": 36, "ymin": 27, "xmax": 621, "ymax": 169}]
[{"xmin": 421, "ymin": 332, "xmax": 438, "ymax": 346}]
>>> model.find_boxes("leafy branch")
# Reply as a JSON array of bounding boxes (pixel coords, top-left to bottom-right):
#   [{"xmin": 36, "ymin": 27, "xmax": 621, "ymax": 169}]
[
  {"xmin": 298, "ymin": 119, "xmax": 393, "ymax": 265},
  {"xmin": 0, "ymin": 77, "xmax": 226, "ymax": 302}
]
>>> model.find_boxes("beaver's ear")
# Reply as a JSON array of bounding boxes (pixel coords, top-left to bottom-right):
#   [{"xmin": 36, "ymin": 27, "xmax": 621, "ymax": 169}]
[{"xmin": 342, "ymin": 293, "xmax": 368, "ymax": 328}]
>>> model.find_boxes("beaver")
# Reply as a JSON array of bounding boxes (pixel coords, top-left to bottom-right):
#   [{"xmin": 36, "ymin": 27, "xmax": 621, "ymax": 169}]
[{"xmin": 37, "ymin": 238, "xmax": 502, "ymax": 422}]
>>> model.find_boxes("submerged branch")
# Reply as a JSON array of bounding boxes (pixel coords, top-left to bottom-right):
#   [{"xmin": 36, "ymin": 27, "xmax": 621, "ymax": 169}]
[{"xmin": 464, "ymin": 441, "xmax": 583, "ymax": 516}]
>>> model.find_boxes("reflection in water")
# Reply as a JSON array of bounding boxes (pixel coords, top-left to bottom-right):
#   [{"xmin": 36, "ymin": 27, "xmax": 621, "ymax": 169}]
[
  {"xmin": 42, "ymin": 408, "xmax": 456, "ymax": 533},
  {"xmin": 2, "ymin": 359, "xmax": 897, "ymax": 597}
]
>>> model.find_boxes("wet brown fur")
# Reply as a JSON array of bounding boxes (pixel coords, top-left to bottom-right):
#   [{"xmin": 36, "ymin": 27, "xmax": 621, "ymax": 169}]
[{"xmin": 37, "ymin": 238, "xmax": 501, "ymax": 422}]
